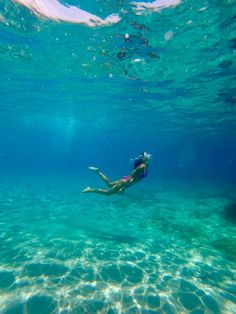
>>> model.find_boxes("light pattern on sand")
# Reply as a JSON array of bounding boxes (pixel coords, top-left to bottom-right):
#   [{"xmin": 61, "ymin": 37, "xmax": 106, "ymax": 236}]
[
  {"xmin": 0, "ymin": 178, "xmax": 235, "ymax": 313},
  {"xmin": 13, "ymin": 0, "xmax": 121, "ymax": 27}
]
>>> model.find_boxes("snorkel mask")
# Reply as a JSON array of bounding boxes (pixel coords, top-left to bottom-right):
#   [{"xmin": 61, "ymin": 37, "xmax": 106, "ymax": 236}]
[
  {"xmin": 132, "ymin": 152, "xmax": 152, "ymax": 169},
  {"xmin": 143, "ymin": 152, "xmax": 152, "ymax": 163}
]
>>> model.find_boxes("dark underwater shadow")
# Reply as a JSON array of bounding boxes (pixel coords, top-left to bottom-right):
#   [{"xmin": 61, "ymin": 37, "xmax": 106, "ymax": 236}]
[{"xmin": 223, "ymin": 203, "xmax": 236, "ymax": 224}]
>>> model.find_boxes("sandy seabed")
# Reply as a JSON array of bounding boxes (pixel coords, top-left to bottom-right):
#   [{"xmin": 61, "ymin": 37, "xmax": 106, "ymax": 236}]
[{"xmin": 0, "ymin": 177, "xmax": 235, "ymax": 313}]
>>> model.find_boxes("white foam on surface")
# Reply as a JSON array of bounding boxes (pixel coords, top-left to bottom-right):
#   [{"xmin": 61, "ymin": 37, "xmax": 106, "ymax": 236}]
[{"xmin": 14, "ymin": 0, "xmax": 121, "ymax": 27}]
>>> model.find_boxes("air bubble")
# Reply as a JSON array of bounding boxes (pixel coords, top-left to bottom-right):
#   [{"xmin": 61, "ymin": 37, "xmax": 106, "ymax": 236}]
[{"xmin": 164, "ymin": 31, "xmax": 174, "ymax": 41}]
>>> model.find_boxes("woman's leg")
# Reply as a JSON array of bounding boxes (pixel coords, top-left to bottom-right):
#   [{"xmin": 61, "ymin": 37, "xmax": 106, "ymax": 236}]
[
  {"xmin": 82, "ymin": 181, "xmax": 125, "ymax": 195},
  {"xmin": 88, "ymin": 167, "xmax": 115, "ymax": 187},
  {"xmin": 82, "ymin": 187, "xmax": 113, "ymax": 195}
]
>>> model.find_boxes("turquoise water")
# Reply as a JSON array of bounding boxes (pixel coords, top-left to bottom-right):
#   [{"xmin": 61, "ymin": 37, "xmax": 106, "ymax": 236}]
[
  {"xmin": 1, "ymin": 178, "xmax": 236, "ymax": 313},
  {"xmin": 0, "ymin": 0, "xmax": 236, "ymax": 313}
]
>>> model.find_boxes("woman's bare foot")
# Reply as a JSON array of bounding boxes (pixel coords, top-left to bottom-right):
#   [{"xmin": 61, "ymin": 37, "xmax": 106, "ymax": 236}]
[
  {"xmin": 88, "ymin": 166, "xmax": 99, "ymax": 172},
  {"xmin": 82, "ymin": 187, "xmax": 92, "ymax": 193}
]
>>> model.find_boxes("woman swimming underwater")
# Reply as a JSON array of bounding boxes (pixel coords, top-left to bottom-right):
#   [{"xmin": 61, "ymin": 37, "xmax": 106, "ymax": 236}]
[{"xmin": 82, "ymin": 152, "xmax": 152, "ymax": 196}]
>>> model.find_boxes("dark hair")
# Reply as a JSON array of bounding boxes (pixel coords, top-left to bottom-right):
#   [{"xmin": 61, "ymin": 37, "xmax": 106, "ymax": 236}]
[{"xmin": 133, "ymin": 153, "xmax": 145, "ymax": 169}]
